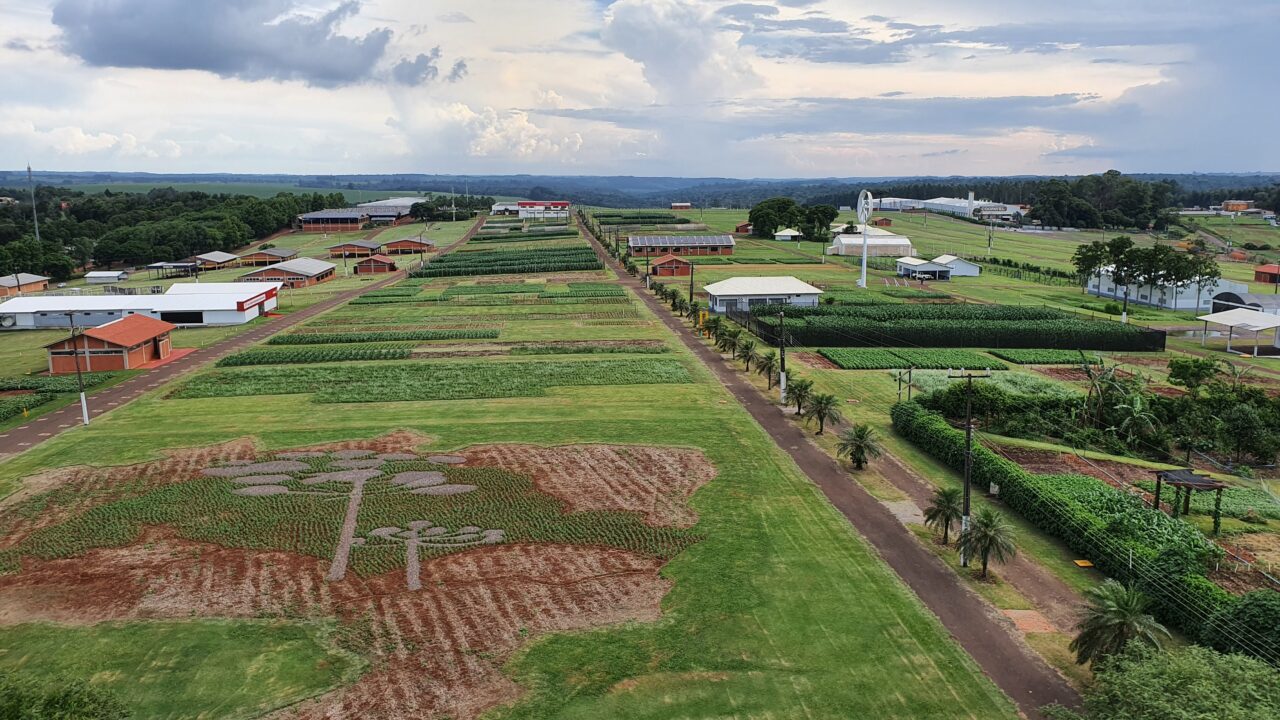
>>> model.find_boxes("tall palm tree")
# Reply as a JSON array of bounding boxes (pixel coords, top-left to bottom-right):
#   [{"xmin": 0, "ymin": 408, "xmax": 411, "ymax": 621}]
[
  {"xmin": 686, "ymin": 301, "xmax": 701, "ymax": 324},
  {"xmin": 735, "ymin": 338, "xmax": 758, "ymax": 371},
  {"xmin": 1069, "ymin": 579, "xmax": 1169, "ymax": 666},
  {"xmin": 805, "ymin": 393, "xmax": 843, "ymax": 434},
  {"xmin": 785, "ymin": 378, "xmax": 814, "ymax": 416},
  {"xmin": 756, "ymin": 350, "xmax": 779, "ymax": 389},
  {"xmin": 703, "ymin": 315, "xmax": 723, "ymax": 339},
  {"xmin": 716, "ymin": 326, "xmax": 741, "ymax": 354},
  {"xmin": 923, "ymin": 487, "xmax": 963, "ymax": 545},
  {"xmin": 836, "ymin": 423, "xmax": 883, "ymax": 471},
  {"xmin": 956, "ymin": 507, "xmax": 1017, "ymax": 579}
]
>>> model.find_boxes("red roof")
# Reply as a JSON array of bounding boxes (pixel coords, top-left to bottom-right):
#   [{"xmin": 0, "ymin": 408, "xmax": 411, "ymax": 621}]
[
  {"xmin": 358, "ymin": 254, "xmax": 397, "ymax": 265},
  {"xmin": 1255, "ymin": 264, "xmax": 1280, "ymax": 273},
  {"xmin": 651, "ymin": 254, "xmax": 691, "ymax": 265},
  {"xmin": 386, "ymin": 236, "xmax": 432, "ymax": 245},
  {"xmin": 78, "ymin": 315, "xmax": 175, "ymax": 347}
]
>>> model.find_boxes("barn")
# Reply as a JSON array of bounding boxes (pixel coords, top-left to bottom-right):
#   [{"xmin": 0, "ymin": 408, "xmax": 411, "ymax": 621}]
[
  {"xmin": 670, "ymin": 202, "xmax": 692, "ymax": 210},
  {"xmin": 298, "ymin": 209, "xmax": 369, "ymax": 233},
  {"xmin": 194, "ymin": 251, "xmax": 238, "ymax": 269},
  {"xmin": 328, "ymin": 239, "xmax": 384, "ymax": 258},
  {"xmin": 384, "ymin": 237, "xmax": 435, "ymax": 255},
  {"xmin": 1254, "ymin": 264, "xmax": 1280, "ymax": 284},
  {"xmin": 0, "ymin": 273, "xmax": 49, "ymax": 297},
  {"xmin": 650, "ymin": 254, "xmax": 692, "ymax": 277},
  {"xmin": 774, "ymin": 228, "xmax": 802, "ymax": 241},
  {"xmin": 932, "ymin": 254, "xmax": 981, "ymax": 277},
  {"xmin": 45, "ymin": 314, "xmax": 175, "ymax": 374},
  {"xmin": 238, "ymin": 247, "xmax": 298, "ymax": 266},
  {"xmin": 354, "ymin": 254, "xmax": 397, "ymax": 275},
  {"xmin": 870, "ymin": 217, "xmax": 893, "ymax": 227},
  {"xmin": 826, "ymin": 226, "xmax": 914, "ymax": 257},
  {"xmin": 735, "ymin": 221, "xmax": 753, "ymax": 234},
  {"xmin": 628, "ymin": 235, "xmax": 735, "ymax": 257},
  {"xmin": 84, "ymin": 270, "xmax": 129, "ymax": 284},
  {"xmin": 239, "ymin": 258, "xmax": 336, "ymax": 288}
]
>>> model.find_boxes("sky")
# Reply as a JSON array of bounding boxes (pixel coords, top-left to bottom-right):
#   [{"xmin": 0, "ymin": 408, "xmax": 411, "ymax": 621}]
[{"xmin": 1, "ymin": 0, "xmax": 1277, "ymax": 178}]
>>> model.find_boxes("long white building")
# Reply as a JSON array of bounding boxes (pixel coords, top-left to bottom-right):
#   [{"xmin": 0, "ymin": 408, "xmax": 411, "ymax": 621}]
[
  {"xmin": 0, "ymin": 282, "xmax": 282, "ymax": 329},
  {"xmin": 1086, "ymin": 268, "xmax": 1247, "ymax": 311},
  {"xmin": 825, "ymin": 226, "xmax": 914, "ymax": 257}
]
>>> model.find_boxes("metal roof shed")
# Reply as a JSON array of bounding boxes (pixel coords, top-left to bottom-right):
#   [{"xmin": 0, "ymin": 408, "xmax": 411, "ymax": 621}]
[{"xmin": 1196, "ymin": 307, "xmax": 1280, "ymax": 356}]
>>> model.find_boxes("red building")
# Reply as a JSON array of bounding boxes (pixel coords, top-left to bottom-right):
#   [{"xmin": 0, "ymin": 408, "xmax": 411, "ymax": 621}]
[
  {"xmin": 650, "ymin": 254, "xmax": 692, "ymax": 277},
  {"xmin": 384, "ymin": 237, "xmax": 435, "ymax": 255},
  {"xmin": 0, "ymin": 273, "xmax": 50, "ymax": 297},
  {"xmin": 328, "ymin": 239, "xmax": 384, "ymax": 258},
  {"xmin": 298, "ymin": 209, "xmax": 369, "ymax": 233},
  {"xmin": 45, "ymin": 314, "xmax": 174, "ymax": 374},
  {"xmin": 1255, "ymin": 264, "xmax": 1280, "ymax": 284},
  {"xmin": 870, "ymin": 217, "xmax": 893, "ymax": 227},
  {"xmin": 354, "ymin": 254, "xmax": 398, "ymax": 275},
  {"xmin": 734, "ymin": 222, "xmax": 753, "ymax": 234},
  {"xmin": 239, "ymin": 258, "xmax": 336, "ymax": 289}
]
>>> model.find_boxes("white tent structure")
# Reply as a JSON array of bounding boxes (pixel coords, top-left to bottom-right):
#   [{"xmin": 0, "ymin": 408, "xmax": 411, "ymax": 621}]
[{"xmin": 1196, "ymin": 307, "xmax": 1280, "ymax": 356}]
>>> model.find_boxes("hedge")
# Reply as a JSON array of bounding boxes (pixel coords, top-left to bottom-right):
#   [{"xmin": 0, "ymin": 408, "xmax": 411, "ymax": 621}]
[
  {"xmin": 0, "ymin": 393, "xmax": 58, "ymax": 422},
  {"xmin": 217, "ymin": 347, "xmax": 413, "ymax": 366},
  {"xmin": 268, "ymin": 329, "xmax": 500, "ymax": 345},
  {"xmin": 890, "ymin": 401, "xmax": 1255, "ymax": 657}
]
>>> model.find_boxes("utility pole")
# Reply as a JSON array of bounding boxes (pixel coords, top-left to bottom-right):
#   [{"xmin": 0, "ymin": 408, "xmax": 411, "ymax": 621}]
[
  {"xmin": 948, "ymin": 368, "xmax": 992, "ymax": 566},
  {"xmin": 688, "ymin": 262, "xmax": 695, "ymax": 310},
  {"xmin": 987, "ymin": 221, "xmax": 994, "ymax": 257},
  {"xmin": 64, "ymin": 312, "xmax": 90, "ymax": 426},
  {"xmin": 777, "ymin": 310, "xmax": 787, "ymax": 402}
]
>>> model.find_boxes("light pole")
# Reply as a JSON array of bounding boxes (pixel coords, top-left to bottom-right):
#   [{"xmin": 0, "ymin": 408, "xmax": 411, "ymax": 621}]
[{"xmin": 64, "ymin": 311, "xmax": 90, "ymax": 426}]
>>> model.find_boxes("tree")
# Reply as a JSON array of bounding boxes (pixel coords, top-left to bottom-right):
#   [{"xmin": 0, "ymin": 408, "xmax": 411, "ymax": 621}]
[
  {"xmin": 956, "ymin": 507, "xmax": 1016, "ymax": 579},
  {"xmin": 836, "ymin": 423, "xmax": 883, "ymax": 470},
  {"xmin": 735, "ymin": 338, "xmax": 758, "ymax": 371},
  {"xmin": 804, "ymin": 392, "xmax": 842, "ymax": 434},
  {"xmin": 1072, "ymin": 240, "xmax": 1109, "ymax": 295},
  {"xmin": 1111, "ymin": 394, "xmax": 1160, "ymax": 448},
  {"xmin": 1191, "ymin": 255, "xmax": 1222, "ymax": 310},
  {"xmin": 1043, "ymin": 644, "xmax": 1280, "ymax": 720},
  {"xmin": 716, "ymin": 326, "xmax": 741, "ymax": 354},
  {"xmin": 785, "ymin": 377, "xmax": 814, "ymax": 416},
  {"xmin": 1167, "ymin": 357, "xmax": 1219, "ymax": 395},
  {"xmin": 748, "ymin": 197, "xmax": 804, "ymax": 238},
  {"xmin": 1069, "ymin": 579, "xmax": 1169, "ymax": 666},
  {"xmin": 702, "ymin": 314, "xmax": 723, "ymax": 339},
  {"xmin": 756, "ymin": 350, "xmax": 779, "ymax": 389},
  {"xmin": 1106, "ymin": 236, "xmax": 1138, "ymax": 315},
  {"xmin": 923, "ymin": 487, "xmax": 963, "ymax": 544}
]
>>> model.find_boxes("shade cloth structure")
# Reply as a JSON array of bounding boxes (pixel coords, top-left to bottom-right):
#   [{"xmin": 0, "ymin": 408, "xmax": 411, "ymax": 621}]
[
  {"xmin": 1152, "ymin": 469, "xmax": 1230, "ymax": 535},
  {"xmin": 1196, "ymin": 307, "xmax": 1280, "ymax": 356}
]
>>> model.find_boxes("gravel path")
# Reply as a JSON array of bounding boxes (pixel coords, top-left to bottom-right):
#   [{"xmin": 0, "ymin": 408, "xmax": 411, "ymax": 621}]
[{"xmin": 326, "ymin": 476, "xmax": 367, "ymax": 582}]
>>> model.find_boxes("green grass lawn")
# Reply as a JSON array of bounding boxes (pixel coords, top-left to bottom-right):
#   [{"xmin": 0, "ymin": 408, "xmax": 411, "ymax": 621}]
[
  {"xmin": 0, "ymin": 268, "xmax": 1018, "ymax": 718},
  {"xmin": 0, "ymin": 619, "xmax": 358, "ymax": 719}
]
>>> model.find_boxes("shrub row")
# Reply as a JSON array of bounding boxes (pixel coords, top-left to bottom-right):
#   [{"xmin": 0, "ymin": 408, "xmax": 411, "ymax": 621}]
[
  {"xmin": 509, "ymin": 343, "xmax": 668, "ymax": 355},
  {"xmin": 988, "ymin": 349, "xmax": 1102, "ymax": 364},
  {"xmin": 0, "ymin": 373, "xmax": 119, "ymax": 392},
  {"xmin": 217, "ymin": 347, "xmax": 413, "ymax": 366},
  {"xmin": 268, "ymin": 329, "xmax": 500, "ymax": 345},
  {"xmin": 890, "ymin": 401, "xmax": 1260, "ymax": 657},
  {"xmin": 819, "ymin": 348, "xmax": 1006, "ymax": 370},
  {"xmin": 758, "ymin": 315, "xmax": 1162, "ymax": 351},
  {"xmin": 442, "ymin": 283, "xmax": 544, "ymax": 296},
  {"xmin": 0, "ymin": 392, "xmax": 58, "ymax": 422},
  {"xmin": 411, "ymin": 245, "xmax": 603, "ymax": 278}
]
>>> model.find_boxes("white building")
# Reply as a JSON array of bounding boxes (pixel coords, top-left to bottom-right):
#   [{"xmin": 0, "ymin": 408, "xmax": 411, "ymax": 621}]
[
  {"xmin": 517, "ymin": 201, "xmax": 570, "ymax": 219},
  {"xmin": 774, "ymin": 228, "xmax": 802, "ymax": 241},
  {"xmin": 1087, "ymin": 267, "xmax": 1248, "ymax": 311},
  {"xmin": 825, "ymin": 226, "xmax": 914, "ymax": 257},
  {"xmin": 895, "ymin": 257, "xmax": 954, "ymax": 280},
  {"xmin": 490, "ymin": 202, "xmax": 520, "ymax": 215},
  {"xmin": 932, "ymin": 254, "xmax": 982, "ymax": 277},
  {"xmin": 873, "ymin": 197, "xmax": 923, "ymax": 211},
  {"xmin": 85, "ymin": 270, "xmax": 129, "ymax": 284},
  {"xmin": 703, "ymin": 276, "xmax": 823, "ymax": 313},
  {"xmin": 0, "ymin": 282, "xmax": 282, "ymax": 329}
]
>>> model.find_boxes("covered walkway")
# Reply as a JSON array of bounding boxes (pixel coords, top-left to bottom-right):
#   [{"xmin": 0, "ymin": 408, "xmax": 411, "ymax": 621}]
[{"xmin": 1196, "ymin": 307, "xmax": 1280, "ymax": 356}]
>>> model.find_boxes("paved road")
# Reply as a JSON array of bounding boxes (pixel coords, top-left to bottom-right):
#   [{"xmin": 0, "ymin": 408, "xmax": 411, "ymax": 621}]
[
  {"xmin": 579, "ymin": 221, "xmax": 1080, "ymax": 718},
  {"xmin": 0, "ymin": 217, "xmax": 484, "ymax": 459}
]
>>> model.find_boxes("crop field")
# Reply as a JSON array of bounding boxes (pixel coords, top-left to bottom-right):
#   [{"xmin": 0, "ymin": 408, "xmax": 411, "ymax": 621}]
[
  {"xmin": 818, "ymin": 348, "xmax": 1006, "ymax": 370},
  {"xmin": 988, "ymin": 349, "xmax": 1102, "ymax": 364},
  {"xmin": 0, "ymin": 221, "xmax": 1021, "ymax": 719}
]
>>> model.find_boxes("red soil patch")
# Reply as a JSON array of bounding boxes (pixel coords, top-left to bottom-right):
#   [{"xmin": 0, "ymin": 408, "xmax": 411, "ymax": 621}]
[
  {"xmin": 1034, "ymin": 366, "xmax": 1089, "ymax": 383},
  {"xmin": 1002, "ymin": 608, "xmax": 1058, "ymax": 634},
  {"xmin": 462, "ymin": 444, "xmax": 717, "ymax": 528},
  {"xmin": 794, "ymin": 351, "xmax": 840, "ymax": 370}
]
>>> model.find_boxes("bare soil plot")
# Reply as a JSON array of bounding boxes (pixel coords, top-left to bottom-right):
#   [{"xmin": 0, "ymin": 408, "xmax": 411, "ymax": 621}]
[{"xmin": 462, "ymin": 444, "xmax": 717, "ymax": 528}]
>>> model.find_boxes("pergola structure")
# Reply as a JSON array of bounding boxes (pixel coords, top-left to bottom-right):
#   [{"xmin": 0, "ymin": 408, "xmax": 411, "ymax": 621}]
[
  {"xmin": 1152, "ymin": 469, "xmax": 1230, "ymax": 535},
  {"xmin": 1196, "ymin": 307, "xmax": 1280, "ymax": 356}
]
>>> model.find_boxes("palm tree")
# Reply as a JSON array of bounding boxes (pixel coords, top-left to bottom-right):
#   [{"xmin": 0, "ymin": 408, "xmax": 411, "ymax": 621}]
[
  {"xmin": 1069, "ymin": 579, "xmax": 1169, "ymax": 666},
  {"xmin": 923, "ymin": 487, "xmax": 963, "ymax": 544},
  {"xmin": 756, "ymin": 350, "xmax": 778, "ymax": 389},
  {"xmin": 956, "ymin": 507, "xmax": 1017, "ymax": 579},
  {"xmin": 805, "ymin": 393, "xmax": 843, "ymax": 434},
  {"xmin": 686, "ymin": 301, "xmax": 701, "ymax": 324},
  {"xmin": 673, "ymin": 297, "xmax": 688, "ymax": 315},
  {"xmin": 735, "ymin": 338, "xmax": 758, "ymax": 371},
  {"xmin": 716, "ymin": 326, "xmax": 741, "ymax": 354},
  {"xmin": 785, "ymin": 378, "xmax": 814, "ymax": 416},
  {"xmin": 836, "ymin": 423, "xmax": 883, "ymax": 470}
]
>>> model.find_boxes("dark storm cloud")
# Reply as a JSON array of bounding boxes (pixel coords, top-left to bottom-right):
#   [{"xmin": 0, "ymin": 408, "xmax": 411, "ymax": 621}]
[
  {"xmin": 50, "ymin": 0, "xmax": 393, "ymax": 87},
  {"xmin": 392, "ymin": 47, "xmax": 442, "ymax": 85}
]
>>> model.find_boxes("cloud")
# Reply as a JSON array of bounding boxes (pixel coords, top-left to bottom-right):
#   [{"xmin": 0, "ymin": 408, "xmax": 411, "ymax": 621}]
[
  {"xmin": 601, "ymin": 0, "xmax": 758, "ymax": 101},
  {"xmin": 392, "ymin": 48, "xmax": 442, "ymax": 85},
  {"xmin": 50, "ymin": 0, "xmax": 393, "ymax": 87},
  {"xmin": 446, "ymin": 59, "xmax": 468, "ymax": 83},
  {"xmin": 921, "ymin": 148, "xmax": 965, "ymax": 157},
  {"xmin": 4, "ymin": 38, "xmax": 36, "ymax": 52},
  {"xmin": 437, "ymin": 11, "xmax": 473, "ymax": 23}
]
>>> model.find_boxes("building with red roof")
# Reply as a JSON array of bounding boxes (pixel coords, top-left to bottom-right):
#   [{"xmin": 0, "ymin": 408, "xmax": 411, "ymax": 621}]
[
  {"xmin": 650, "ymin": 254, "xmax": 692, "ymax": 277},
  {"xmin": 353, "ymin": 254, "xmax": 398, "ymax": 275},
  {"xmin": 45, "ymin": 314, "xmax": 175, "ymax": 374},
  {"xmin": 1254, "ymin": 264, "xmax": 1280, "ymax": 284}
]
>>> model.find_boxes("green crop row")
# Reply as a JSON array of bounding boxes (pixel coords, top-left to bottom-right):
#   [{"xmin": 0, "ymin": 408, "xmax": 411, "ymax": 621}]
[
  {"xmin": 891, "ymin": 401, "xmax": 1250, "ymax": 656},
  {"xmin": 268, "ymin": 329, "xmax": 500, "ymax": 345},
  {"xmin": 0, "ymin": 393, "xmax": 58, "ymax": 422},
  {"xmin": 758, "ymin": 314, "xmax": 1163, "ymax": 351},
  {"xmin": 411, "ymin": 245, "xmax": 603, "ymax": 278},
  {"xmin": 818, "ymin": 348, "xmax": 1006, "ymax": 370},
  {"xmin": 988, "ymin": 349, "xmax": 1102, "ymax": 365},
  {"xmin": 0, "ymin": 372, "xmax": 119, "ymax": 393},
  {"xmin": 442, "ymin": 283, "xmax": 545, "ymax": 296},
  {"xmin": 216, "ymin": 347, "xmax": 413, "ymax": 367},
  {"xmin": 1135, "ymin": 481, "xmax": 1280, "ymax": 521},
  {"xmin": 171, "ymin": 358, "xmax": 691, "ymax": 403},
  {"xmin": 509, "ymin": 343, "xmax": 669, "ymax": 356}
]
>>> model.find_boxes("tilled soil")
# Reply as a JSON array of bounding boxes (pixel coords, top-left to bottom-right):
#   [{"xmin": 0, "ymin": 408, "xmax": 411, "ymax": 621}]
[
  {"xmin": 461, "ymin": 444, "xmax": 717, "ymax": 528},
  {"xmin": 793, "ymin": 352, "xmax": 840, "ymax": 370}
]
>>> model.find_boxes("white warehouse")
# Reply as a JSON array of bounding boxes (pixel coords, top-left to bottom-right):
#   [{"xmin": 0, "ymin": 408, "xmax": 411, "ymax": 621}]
[
  {"xmin": 703, "ymin": 276, "xmax": 823, "ymax": 313},
  {"xmin": 1086, "ymin": 268, "xmax": 1247, "ymax": 311},
  {"xmin": 0, "ymin": 282, "xmax": 282, "ymax": 329}
]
